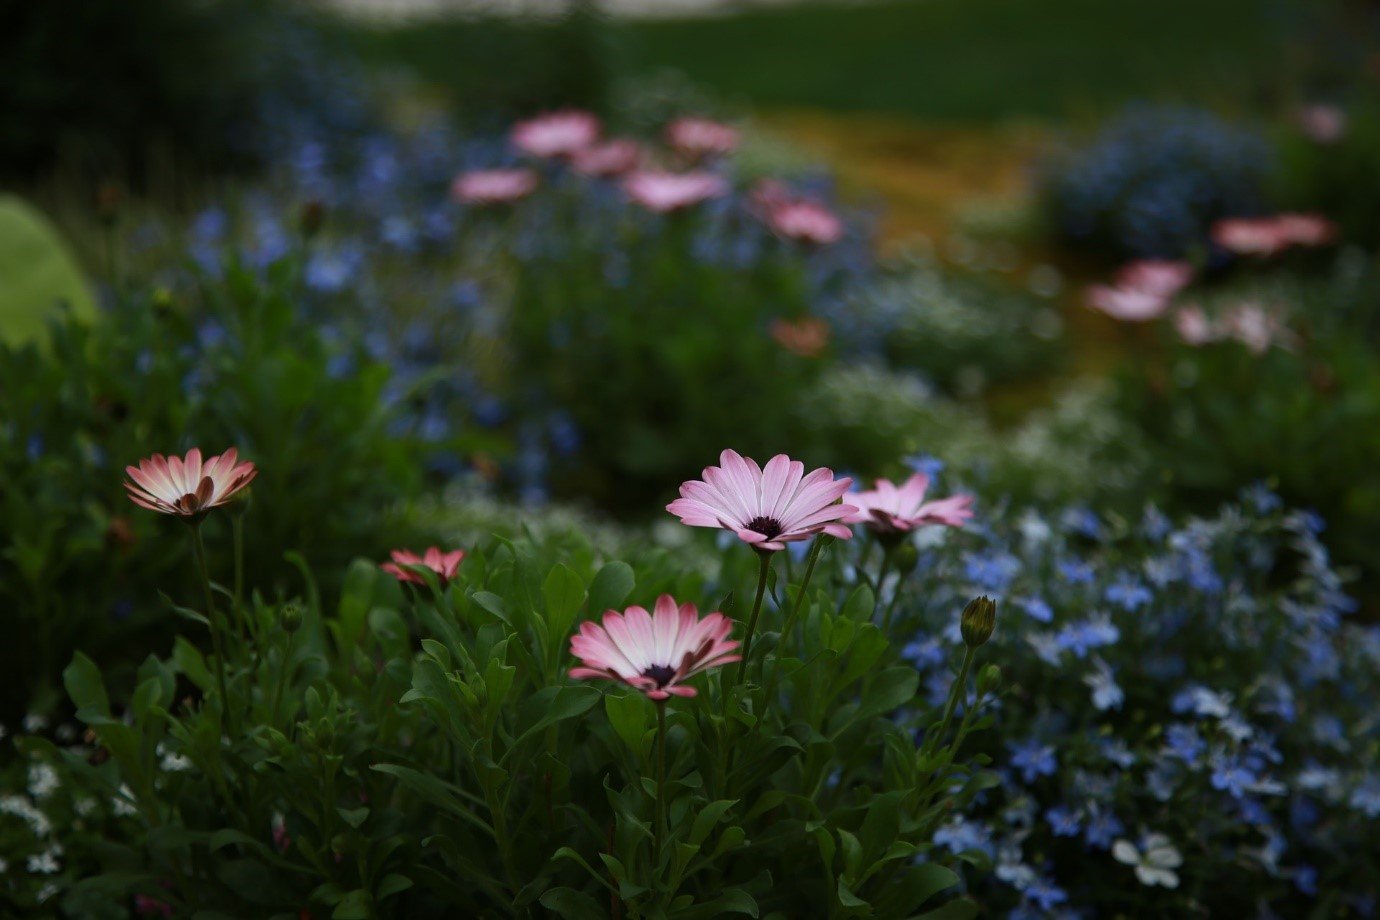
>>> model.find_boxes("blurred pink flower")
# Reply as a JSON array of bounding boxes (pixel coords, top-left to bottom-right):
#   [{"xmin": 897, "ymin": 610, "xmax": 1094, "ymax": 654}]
[
  {"xmin": 125, "ymin": 448, "xmax": 257, "ymax": 519},
  {"xmin": 1224, "ymin": 303, "xmax": 1294, "ymax": 355},
  {"xmin": 1297, "ymin": 104, "xmax": 1348, "ymax": 144},
  {"xmin": 765, "ymin": 199, "xmax": 845, "ymax": 245},
  {"xmin": 511, "ymin": 110, "xmax": 600, "ymax": 158},
  {"xmin": 770, "ymin": 317, "xmax": 831, "ymax": 357},
  {"xmin": 569, "ymin": 595, "xmax": 740, "ymax": 700},
  {"xmin": 1212, "ymin": 213, "xmax": 1336, "ymax": 257},
  {"xmin": 623, "ymin": 170, "xmax": 728, "ymax": 213},
  {"xmin": 1173, "ymin": 305, "xmax": 1217, "ymax": 346},
  {"xmin": 666, "ymin": 116, "xmax": 739, "ymax": 158},
  {"xmin": 272, "ymin": 817, "xmax": 291, "ymax": 853},
  {"xmin": 381, "ymin": 547, "xmax": 466, "ymax": 585},
  {"xmin": 667, "ymin": 449, "xmax": 855, "ymax": 553},
  {"xmin": 845, "ymin": 473, "xmax": 974, "ymax": 536},
  {"xmin": 134, "ymin": 896, "xmax": 174, "ymax": 919},
  {"xmin": 572, "ymin": 139, "xmax": 643, "ymax": 177},
  {"xmin": 1086, "ymin": 260, "xmax": 1193, "ymax": 322},
  {"xmin": 450, "ymin": 168, "xmax": 538, "ymax": 205}
]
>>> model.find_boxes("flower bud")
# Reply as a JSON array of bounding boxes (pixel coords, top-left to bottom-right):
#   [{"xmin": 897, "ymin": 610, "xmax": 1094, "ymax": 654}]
[
  {"xmin": 960, "ymin": 595, "xmax": 997, "ymax": 648},
  {"xmin": 281, "ymin": 603, "xmax": 303, "ymax": 633},
  {"xmin": 977, "ymin": 664, "xmax": 1002, "ymax": 695},
  {"xmin": 891, "ymin": 541, "xmax": 919, "ymax": 576}
]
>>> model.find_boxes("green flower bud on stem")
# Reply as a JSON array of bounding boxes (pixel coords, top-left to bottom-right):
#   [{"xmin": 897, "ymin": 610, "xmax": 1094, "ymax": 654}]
[
  {"xmin": 281, "ymin": 602, "xmax": 303, "ymax": 633},
  {"xmin": 891, "ymin": 541, "xmax": 919, "ymax": 576},
  {"xmin": 960, "ymin": 595, "xmax": 997, "ymax": 648}
]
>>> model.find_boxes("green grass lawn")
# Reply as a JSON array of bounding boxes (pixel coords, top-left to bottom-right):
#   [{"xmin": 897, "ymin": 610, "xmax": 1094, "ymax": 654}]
[{"xmin": 345, "ymin": 0, "xmax": 1300, "ymax": 121}]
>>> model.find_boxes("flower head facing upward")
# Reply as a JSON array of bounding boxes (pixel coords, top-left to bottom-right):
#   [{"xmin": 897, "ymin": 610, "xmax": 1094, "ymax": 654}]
[
  {"xmin": 125, "ymin": 448, "xmax": 257, "ymax": 519},
  {"xmin": 623, "ymin": 171, "xmax": 729, "ymax": 214},
  {"xmin": 451, "ymin": 169, "xmax": 538, "ymax": 206},
  {"xmin": 381, "ymin": 547, "xmax": 466, "ymax": 585},
  {"xmin": 845, "ymin": 473, "xmax": 975, "ymax": 537},
  {"xmin": 510, "ymin": 110, "xmax": 600, "ymax": 159},
  {"xmin": 665, "ymin": 116, "xmax": 739, "ymax": 159},
  {"xmin": 667, "ymin": 449, "xmax": 855, "ymax": 552},
  {"xmin": 569, "ymin": 595, "xmax": 740, "ymax": 700}
]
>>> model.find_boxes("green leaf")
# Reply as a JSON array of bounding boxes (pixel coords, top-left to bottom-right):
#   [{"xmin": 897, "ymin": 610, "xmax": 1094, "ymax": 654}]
[
  {"xmin": 914, "ymin": 897, "xmax": 978, "ymax": 920},
  {"xmin": 539, "ymin": 887, "xmax": 606, "ymax": 920},
  {"xmin": 63, "ymin": 652, "xmax": 108, "ymax": 715},
  {"xmin": 0, "ymin": 195, "xmax": 95, "ymax": 347},
  {"xmin": 603, "ymin": 692, "xmax": 649, "ymax": 754},
  {"xmin": 335, "ymin": 559, "xmax": 378, "ymax": 650},
  {"xmin": 376, "ymin": 874, "xmax": 412, "ymax": 900},
  {"xmin": 503, "ymin": 685, "xmax": 601, "ymax": 762},
  {"xmin": 677, "ymin": 888, "xmax": 759, "ymax": 918},
  {"xmin": 172, "ymin": 637, "xmax": 213, "ymax": 691},
  {"xmin": 587, "ymin": 561, "xmax": 635, "ymax": 617},
  {"xmin": 336, "ymin": 806, "xmax": 370, "ymax": 828},
  {"xmin": 543, "ymin": 564, "xmax": 587, "ymax": 644},
  {"xmin": 906, "ymin": 863, "xmax": 961, "ymax": 906},
  {"xmin": 836, "ymin": 877, "xmax": 870, "ymax": 911},
  {"xmin": 332, "ymin": 889, "xmax": 373, "ymax": 919},
  {"xmin": 689, "ymin": 799, "xmax": 738, "ymax": 847}
]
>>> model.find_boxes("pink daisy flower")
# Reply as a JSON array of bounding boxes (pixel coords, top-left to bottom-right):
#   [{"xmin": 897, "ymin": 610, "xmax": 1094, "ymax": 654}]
[
  {"xmin": 569, "ymin": 595, "xmax": 740, "ymax": 700},
  {"xmin": 572, "ymin": 139, "xmax": 643, "ymax": 177},
  {"xmin": 1115, "ymin": 260, "xmax": 1193, "ymax": 299},
  {"xmin": 845, "ymin": 473, "xmax": 974, "ymax": 536},
  {"xmin": 1297, "ymin": 104, "xmax": 1347, "ymax": 144},
  {"xmin": 667, "ymin": 449, "xmax": 855, "ymax": 552},
  {"xmin": 380, "ymin": 547, "xmax": 466, "ymax": 585},
  {"xmin": 1173, "ymin": 305, "xmax": 1217, "ymax": 346},
  {"xmin": 623, "ymin": 171, "xmax": 729, "ymax": 213},
  {"xmin": 450, "ymin": 168, "xmax": 538, "ymax": 206},
  {"xmin": 764, "ymin": 198, "xmax": 845, "ymax": 245},
  {"xmin": 124, "ymin": 448, "xmax": 257, "ymax": 519},
  {"xmin": 1275, "ymin": 213, "xmax": 1337, "ymax": 247},
  {"xmin": 511, "ymin": 110, "xmax": 600, "ymax": 159},
  {"xmin": 1085, "ymin": 260, "xmax": 1193, "ymax": 322},
  {"xmin": 665, "ymin": 116, "xmax": 739, "ymax": 158},
  {"xmin": 1211, "ymin": 217, "xmax": 1292, "ymax": 257},
  {"xmin": 1084, "ymin": 285, "xmax": 1173, "ymax": 322}
]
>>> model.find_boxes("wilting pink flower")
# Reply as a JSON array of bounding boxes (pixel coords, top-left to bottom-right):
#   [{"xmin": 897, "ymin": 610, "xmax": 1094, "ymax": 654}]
[
  {"xmin": 125, "ymin": 448, "xmax": 257, "ymax": 519},
  {"xmin": 569, "ymin": 595, "xmax": 740, "ymax": 700},
  {"xmin": 451, "ymin": 168, "xmax": 538, "ymax": 205},
  {"xmin": 134, "ymin": 896, "xmax": 175, "ymax": 919},
  {"xmin": 624, "ymin": 171, "xmax": 729, "ymax": 213},
  {"xmin": 765, "ymin": 199, "xmax": 844, "ymax": 245},
  {"xmin": 1173, "ymin": 305, "xmax": 1217, "ymax": 346},
  {"xmin": 770, "ymin": 317, "xmax": 831, "ymax": 357},
  {"xmin": 1212, "ymin": 214, "xmax": 1337, "ymax": 257},
  {"xmin": 1297, "ymin": 104, "xmax": 1347, "ymax": 144},
  {"xmin": 845, "ymin": 473, "xmax": 974, "ymax": 536},
  {"xmin": 511, "ymin": 110, "xmax": 600, "ymax": 159},
  {"xmin": 667, "ymin": 450, "xmax": 855, "ymax": 552},
  {"xmin": 572, "ymin": 139, "xmax": 643, "ymax": 177},
  {"xmin": 1086, "ymin": 260, "xmax": 1193, "ymax": 322},
  {"xmin": 381, "ymin": 547, "xmax": 466, "ymax": 585},
  {"xmin": 666, "ymin": 117, "xmax": 739, "ymax": 158}
]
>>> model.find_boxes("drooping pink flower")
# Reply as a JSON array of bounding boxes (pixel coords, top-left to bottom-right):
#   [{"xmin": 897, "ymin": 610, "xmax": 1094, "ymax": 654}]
[
  {"xmin": 569, "ymin": 595, "xmax": 740, "ymax": 700},
  {"xmin": 623, "ymin": 171, "xmax": 729, "ymax": 213},
  {"xmin": 667, "ymin": 450, "xmax": 855, "ymax": 552},
  {"xmin": 450, "ymin": 168, "xmax": 538, "ymax": 205},
  {"xmin": 511, "ymin": 110, "xmax": 600, "ymax": 159},
  {"xmin": 665, "ymin": 117, "xmax": 739, "ymax": 159},
  {"xmin": 125, "ymin": 448, "xmax": 257, "ymax": 519},
  {"xmin": 770, "ymin": 317, "xmax": 831, "ymax": 357},
  {"xmin": 1085, "ymin": 259, "xmax": 1193, "ymax": 322},
  {"xmin": 764, "ymin": 199, "xmax": 845, "ymax": 245},
  {"xmin": 845, "ymin": 473, "xmax": 974, "ymax": 536},
  {"xmin": 572, "ymin": 139, "xmax": 643, "ymax": 177},
  {"xmin": 381, "ymin": 547, "xmax": 466, "ymax": 585},
  {"xmin": 1297, "ymin": 104, "xmax": 1347, "ymax": 144}
]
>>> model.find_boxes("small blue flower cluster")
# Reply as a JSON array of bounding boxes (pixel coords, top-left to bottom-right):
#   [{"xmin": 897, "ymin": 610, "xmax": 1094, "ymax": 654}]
[
  {"xmin": 1042, "ymin": 104, "xmax": 1272, "ymax": 260},
  {"xmin": 900, "ymin": 481, "xmax": 1378, "ymax": 916}
]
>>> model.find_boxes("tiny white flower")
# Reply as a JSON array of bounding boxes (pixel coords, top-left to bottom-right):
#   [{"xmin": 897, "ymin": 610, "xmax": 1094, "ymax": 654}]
[
  {"xmin": 112, "ymin": 785, "xmax": 139, "ymax": 817},
  {"xmin": 1113, "ymin": 833, "xmax": 1182, "ymax": 888},
  {"xmin": 22, "ymin": 713, "xmax": 48, "ymax": 733},
  {"xmin": 28, "ymin": 763, "xmax": 60, "ymax": 799},
  {"xmin": 73, "ymin": 797, "xmax": 98, "ymax": 818},
  {"xmin": 27, "ymin": 850, "xmax": 61, "ymax": 874},
  {"xmin": 37, "ymin": 881, "xmax": 59, "ymax": 902},
  {"xmin": 55, "ymin": 724, "xmax": 77, "ymax": 743},
  {"xmin": 157, "ymin": 744, "xmax": 192, "ymax": 773}
]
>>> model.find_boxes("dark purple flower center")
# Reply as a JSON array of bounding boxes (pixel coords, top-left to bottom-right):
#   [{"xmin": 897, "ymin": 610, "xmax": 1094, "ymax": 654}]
[
  {"xmin": 745, "ymin": 516, "xmax": 783, "ymax": 539},
  {"xmin": 641, "ymin": 664, "xmax": 676, "ymax": 688}
]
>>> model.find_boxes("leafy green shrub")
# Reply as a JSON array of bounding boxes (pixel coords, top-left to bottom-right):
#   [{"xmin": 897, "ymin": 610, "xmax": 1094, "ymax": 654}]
[
  {"xmin": 11, "ymin": 488, "xmax": 998, "ymax": 917},
  {"xmin": 0, "ymin": 259, "xmax": 424, "ymax": 726}
]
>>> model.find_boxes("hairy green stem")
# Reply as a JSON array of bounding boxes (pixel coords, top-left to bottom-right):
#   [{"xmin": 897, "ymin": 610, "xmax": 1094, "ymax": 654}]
[
  {"xmin": 757, "ymin": 537, "xmax": 826, "ymax": 722},
  {"xmin": 655, "ymin": 702, "xmax": 667, "ymax": 866},
  {"xmin": 926, "ymin": 647, "xmax": 975, "ymax": 759},
  {"xmin": 730, "ymin": 551, "xmax": 773, "ymax": 689}
]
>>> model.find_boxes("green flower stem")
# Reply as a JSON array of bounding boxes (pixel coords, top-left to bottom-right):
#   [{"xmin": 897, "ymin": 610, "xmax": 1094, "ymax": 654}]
[
  {"xmin": 269, "ymin": 629, "xmax": 293, "ymax": 727},
  {"xmin": 190, "ymin": 523, "xmax": 233, "ymax": 734},
  {"xmin": 925, "ymin": 646, "xmax": 976, "ymax": 760},
  {"xmin": 757, "ymin": 536, "xmax": 827, "ymax": 722},
  {"xmin": 873, "ymin": 550, "xmax": 893, "ymax": 623},
  {"xmin": 730, "ymin": 550, "xmax": 773, "ymax": 690},
  {"xmin": 655, "ymin": 701, "xmax": 667, "ymax": 866},
  {"xmin": 231, "ymin": 511, "xmax": 248, "ymax": 644}
]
